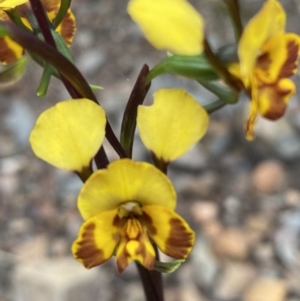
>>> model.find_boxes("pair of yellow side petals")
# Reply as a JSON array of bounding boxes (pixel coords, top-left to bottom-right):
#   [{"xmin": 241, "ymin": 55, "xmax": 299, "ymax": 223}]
[{"xmin": 30, "ymin": 90, "xmax": 209, "ymax": 172}]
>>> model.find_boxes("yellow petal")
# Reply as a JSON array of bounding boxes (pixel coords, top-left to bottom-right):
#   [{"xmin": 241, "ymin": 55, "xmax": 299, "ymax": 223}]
[
  {"xmin": 0, "ymin": 0, "xmax": 27, "ymax": 9},
  {"xmin": 238, "ymin": 0, "xmax": 286, "ymax": 83},
  {"xmin": 72, "ymin": 209, "xmax": 121, "ymax": 269},
  {"xmin": 137, "ymin": 89, "xmax": 209, "ymax": 162},
  {"xmin": 30, "ymin": 99, "xmax": 106, "ymax": 172},
  {"xmin": 143, "ymin": 205, "xmax": 195, "ymax": 259},
  {"xmin": 0, "ymin": 37, "xmax": 24, "ymax": 65},
  {"xmin": 78, "ymin": 159, "xmax": 176, "ymax": 220},
  {"xmin": 127, "ymin": 0, "xmax": 204, "ymax": 55},
  {"xmin": 116, "ymin": 218, "xmax": 156, "ymax": 273},
  {"xmin": 256, "ymin": 33, "xmax": 300, "ymax": 83}
]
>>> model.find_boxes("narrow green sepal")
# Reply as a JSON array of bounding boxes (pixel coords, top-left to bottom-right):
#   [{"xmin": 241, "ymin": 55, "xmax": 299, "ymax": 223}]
[
  {"xmin": 154, "ymin": 259, "xmax": 185, "ymax": 273},
  {"xmin": 36, "ymin": 30, "xmax": 74, "ymax": 97},
  {"xmin": 0, "ymin": 56, "xmax": 27, "ymax": 85},
  {"xmin": 198, "ymin": 80, "xmax": 239, "ymax": 104},
  {"xmin": 0, "ymin": 24, "xmax": 10, "ymax": 37},
  {"xmin": 90, "ymin": 84, "xmax": 103, "ymax": 91},
  {"xmin": 37, "ymin": 63, "xmax": 54, "ymax": 97},
  {"xmin": 146, "ymin": 54, "xmax": 219, "ymax": 84},
  {"xmin": 6, "ymin": 8, "xmax": 30, "ymax": 31},
  {"xmin": 52, "ymin": 30, "xmax": 73, "ymax": 62},
  {"xmin": 120, "ymin": 64, "xmax": 151, "ymax": 158}
]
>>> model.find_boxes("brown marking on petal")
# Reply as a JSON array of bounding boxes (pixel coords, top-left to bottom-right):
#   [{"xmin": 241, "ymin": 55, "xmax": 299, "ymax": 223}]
[
  {"xmin": 259, "ymin": 83, "xmax": 291, "ymax": 120},
  {"xmin": 279, "ymin": 40, "xmax": 300, "ymax": 79},
  {"xmin": 0, "ymin": 37, "xmax": 23, "ymax": 64},
  {"xmin": 58, "ymin": 11, "xmax": 76, "ymax": 46},
  {"xmin": 142, "ymin": 211, "xmax": 157, "ymax": 235},
  {"xmin": 113, "ymin": 214, "xmax": 122, "ymax": 227},
  {"xmin": 257, "ymin": 53, "xmax": 272, "ymax": 72},
  {"xmin": 41, "ymin": 0, "xmax": 59, "ymax": 14},
  {"xmin": 165, "ymin": 218, "xmax": 194, "ymax": 259},
  {"xmin": 74, "ymin": 222, "xmax": 106, "ymax": 269}
]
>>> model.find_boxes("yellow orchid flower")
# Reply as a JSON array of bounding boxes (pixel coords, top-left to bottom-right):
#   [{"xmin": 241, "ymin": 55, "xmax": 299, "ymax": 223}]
[
  {"xmin": 0, "ymin": 0, "xmax": 76, "ymax": 64},
  {"xmin": 127, "ymin": 0, "xmax": 204, "ymax": 55},
  {"xmin": 137, "ymin": 89, "xmax": 209, "ymax": 163},
  {"xmin": 0, "ymin": 0, "xmax": 26, "ymax": 9},
  {"xmin": 30, "ymin": 99, "xmax": 106, "ymax": 179},
  {"xmin": 229, "ymin": 0, "xmax": 300, "ymax": 140},
  {"xmin": 72, "ymin": 159, "xmax": 195, "ymax": 273}
]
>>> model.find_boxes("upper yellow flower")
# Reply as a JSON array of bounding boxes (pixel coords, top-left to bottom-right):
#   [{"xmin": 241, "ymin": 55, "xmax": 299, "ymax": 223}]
[
  {"xmin": 0, "ymin": 0, "xmax": 27, "ymax": 9},
  {"xmin": 137, "ymin": 89, "xmax": 209, "ymax": 163},
  {"xmin": 229, "ymin": 0, "xmax": 300, "ymax": 140},
  {"xmin": 127, "ymin": 0, "xmax": 204, "ymax": 55},
  {"xmin": 72, "ymin": 159, "xmax": 195, "ymax": 273},
  {"xmin": 0, "ymin": 0, "xmax": 76, "ymax": 64}
]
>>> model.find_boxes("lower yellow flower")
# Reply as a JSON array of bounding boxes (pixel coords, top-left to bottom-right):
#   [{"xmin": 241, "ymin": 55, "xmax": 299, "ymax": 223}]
[{"xmin": 72, "ymin": 159, "xmax": 195, "ymax": 273}]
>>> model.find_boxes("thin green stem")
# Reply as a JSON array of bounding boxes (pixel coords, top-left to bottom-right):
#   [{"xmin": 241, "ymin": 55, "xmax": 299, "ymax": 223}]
[
  {"xmin": 203, "ymin": 38, "xmax": 240, "ymax": 93},
  {"xmin": 136, "ymin": 244, "xmax": 164, "ymax": 301},
  {"xmin": 120, "ymin": 64, "xmax": 151, "ymax": 158},
  {"xmin": 204, "ymin": 99, "xmax": 226, "ymax": 114},
  {"xmin": 223, "ymin": 0, "xmax": 243, "ymax": 41},
  {"xmin": 152, "ymin": 153, "xmax": 168, "ymax": 174},
  {"xmin": 6, "ymin": 8, "xmax": 30, "ymax": 31},
  {"xmin": 52, "ymin": 0, "xmax": 72, "ymax": 29}
]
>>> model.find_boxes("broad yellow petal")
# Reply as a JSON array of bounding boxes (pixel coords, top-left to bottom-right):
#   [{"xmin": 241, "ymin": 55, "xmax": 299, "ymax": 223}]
[
  {"xmin": 143, "ymin": 205, "xmax": 195, "ymax": 259},
  {"xmin": 239, "ymin": 0, "xmax": 286, "ymax": 83},
  {"xmin": 137, "ymin": 89, "xmax": 209, "ymax": 162},
  {"xmin": 72, "ymin": 209, "xmax": 121, "ymax": 269},
  {"xmin": 0, "ymin": 0, "xmax": 27, "ymax": 9},
  {"xmin": 0, "ymin": 37, "xmax": 23, "ymax": 65},
  {"xmin": 78, "ymin": 159, "xmax": 176, "ymax": 220},
  {"xmin": 30, "ymin": 99, "xmax": 106, "ymax": 172},
  {"xmin": 127, "ymin": 0, "xmax": 204, "ymax": 55}
]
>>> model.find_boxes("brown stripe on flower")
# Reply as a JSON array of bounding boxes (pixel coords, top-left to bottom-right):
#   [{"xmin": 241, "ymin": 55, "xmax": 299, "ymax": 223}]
[
  {"xmin": 259, "ymin": 83, "xmax": 291, "ymax": 120},
  {"xmin": 142, "ymin": 211, "xmax": 157, "ymax": 235},
  {"xmin": 73, "ymin": 222, "xmax": 106, "ymax": 269},
  {"xmin": 279, "ymin": 40, "xmax": 300, "ymax": 79},
  {"xmin": 57, "ymin": 10, "xmax": 76, "ymax": 46},
  {"xmin": 0, "ymin": 37, "xmax": 23, "ymax": 64},
  {"xmin": 165, "ymin": 218, "xmax": 194, "ymax": 259},
  {"xmin": 41, "ymin": 0, "xmax": 60, "ymax": 14},
  {"xmin": 257, "ymin": 52, "xmax": 271, "ymax": 72}
]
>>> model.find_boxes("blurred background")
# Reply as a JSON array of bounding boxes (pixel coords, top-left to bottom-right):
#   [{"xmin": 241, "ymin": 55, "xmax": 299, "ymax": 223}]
[{"xmin": 1, "ymin": 0, "xmax": 300, "ymax": 300}]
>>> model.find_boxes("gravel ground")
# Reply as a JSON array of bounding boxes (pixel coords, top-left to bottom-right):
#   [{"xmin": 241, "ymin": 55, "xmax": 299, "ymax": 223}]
[{"xmin": 1, "ymin": 0, "xmax": 300, "ymax": 301}]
